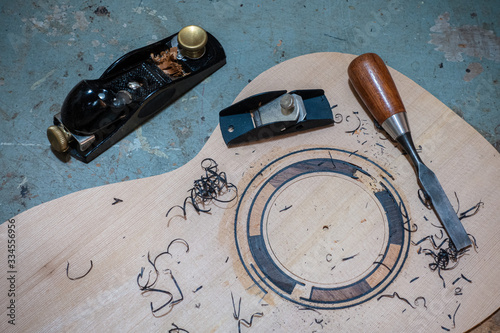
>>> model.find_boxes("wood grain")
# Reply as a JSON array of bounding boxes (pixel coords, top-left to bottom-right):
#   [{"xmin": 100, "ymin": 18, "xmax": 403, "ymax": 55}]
[{"xmin": 1, "ymin": 52, "xmax": 499, "ymax": 332}]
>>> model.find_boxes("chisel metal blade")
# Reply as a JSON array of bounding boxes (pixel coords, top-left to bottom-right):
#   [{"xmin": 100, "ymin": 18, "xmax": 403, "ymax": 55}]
[
  {"xmin": 348, "ymin": 53, "xmax": 472, "ymax": 251},
  {"xmin": 397, "ymin": 131, "xmax": 471, "ymax": 251},
  {"xmin": 417, "ymin": 162, "xmax": 472, "ymax": 250}
]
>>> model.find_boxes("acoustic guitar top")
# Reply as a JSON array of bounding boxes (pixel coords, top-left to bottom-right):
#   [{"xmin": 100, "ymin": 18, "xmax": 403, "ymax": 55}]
[{"xmin": 1, "ymin": 52, "xmax": 499, "ymax": 332}]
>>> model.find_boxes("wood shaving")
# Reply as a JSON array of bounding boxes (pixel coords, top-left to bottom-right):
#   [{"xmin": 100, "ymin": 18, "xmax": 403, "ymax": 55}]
[{"xmin": 151, "ymin": 47, "xmax": 187, "ymax": 77}]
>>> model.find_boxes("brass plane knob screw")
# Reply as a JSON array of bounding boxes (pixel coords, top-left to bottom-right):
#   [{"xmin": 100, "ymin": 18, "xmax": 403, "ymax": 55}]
[
  {"xmin": 47, "ymin": 125, "xmax": 71, "ymax": 153},
  {"xmin": 177, "ymin": 25, "xmax": 208, "ymax": 59}
]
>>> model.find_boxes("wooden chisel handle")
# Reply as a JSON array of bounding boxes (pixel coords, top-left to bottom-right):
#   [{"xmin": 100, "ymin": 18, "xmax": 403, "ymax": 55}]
[
  {"xmin": 348, "ymin": 53, "xmax": 472, "ymax": 251},
  {"xmin": 347, "ymin": 53, "xmax": 406, "ymax": 126}
]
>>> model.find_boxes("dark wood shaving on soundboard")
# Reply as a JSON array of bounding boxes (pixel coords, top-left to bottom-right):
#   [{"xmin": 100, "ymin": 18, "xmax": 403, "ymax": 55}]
[
  {"xmin": 166, "ymin": 158, "xmax": 238, "ymax": 218},
  {"xmin": 231, "ymin": 292, "xmax": 263, "ymax": 332},
  {"xmin": 377, "ymin": 292, "xmax": 415, "ymax": 309},
  {"xmin": 279, "ymin": 205, "xmax": 292, "ymax": 212},
  {"xmin": 66, "ymin": 260, "xmax": 93, "ymax": 280},
  {"xmin": 168, "ymin": 323, "xmax": 189, "ymax": 333},
  {"xmin": 342, "ymin": 253, "xmax": 359, "ymax": 261},
  {"xmin": 137, "ymin": 239, "xmax": 189, "ymax": 316},
  {"xmin": 459, "ymin": 201, "xmax": 484, "ymax": 220},
  {"xmin": 417, "ymin": 189, "xmax": 432, "ymax": 209},
  {"xmin": 112, "ymin": 198, "xmax": 123, "ymax": 205}
]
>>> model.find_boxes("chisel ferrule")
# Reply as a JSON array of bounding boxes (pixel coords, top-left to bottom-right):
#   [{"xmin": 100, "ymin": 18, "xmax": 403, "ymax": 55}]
[{"xmin": 381, "ymin": 112, "xmax": 411, "ymax": 140}]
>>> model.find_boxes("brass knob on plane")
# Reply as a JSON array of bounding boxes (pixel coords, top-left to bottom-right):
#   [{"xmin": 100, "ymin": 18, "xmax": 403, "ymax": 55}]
[
  {"xmin": 47, "ymin": 125, "xmax": 71, "ymax": 153},
  {"xmin": 177, "ymin": 25, "xmax": 208, "ymax": 59}
]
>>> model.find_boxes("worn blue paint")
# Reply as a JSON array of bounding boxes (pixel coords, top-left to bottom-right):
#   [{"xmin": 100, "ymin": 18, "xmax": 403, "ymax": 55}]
[{"xmin": 0, "ymin": 0, "xmax": 498, "ymax": 223}]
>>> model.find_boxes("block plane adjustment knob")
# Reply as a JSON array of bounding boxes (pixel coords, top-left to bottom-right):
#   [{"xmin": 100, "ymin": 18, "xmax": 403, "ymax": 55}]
[
  {"xmin": 177, "ymin": 25, "xmax": 208, "ymax": 59},
  {"xmin": 47, "ymin": 125, "xmax": 71, "ymax": 153}
]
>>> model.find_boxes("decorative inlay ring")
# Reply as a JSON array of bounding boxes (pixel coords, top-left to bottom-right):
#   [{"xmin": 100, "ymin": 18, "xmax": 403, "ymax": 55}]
[{"xmin": 234, "ymin": 148, "xmax": 410, "ymax": 309}]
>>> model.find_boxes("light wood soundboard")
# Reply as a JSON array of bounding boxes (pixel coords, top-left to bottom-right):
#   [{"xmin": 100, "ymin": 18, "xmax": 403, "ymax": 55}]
[{"xmin": 1, "ymin": 53, "xmax": 499, "ymax": 332}]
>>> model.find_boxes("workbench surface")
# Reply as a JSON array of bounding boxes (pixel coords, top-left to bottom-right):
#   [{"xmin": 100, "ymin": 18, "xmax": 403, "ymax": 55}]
[{"xmin": 0, "ymin": 1, "xmax": 498, "ymax": 331}]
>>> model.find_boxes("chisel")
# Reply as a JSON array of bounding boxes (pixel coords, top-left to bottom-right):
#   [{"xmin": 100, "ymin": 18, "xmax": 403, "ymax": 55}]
[{"xmin": 347, "ymin": 53, "xmax": 471, "ymax": 250}]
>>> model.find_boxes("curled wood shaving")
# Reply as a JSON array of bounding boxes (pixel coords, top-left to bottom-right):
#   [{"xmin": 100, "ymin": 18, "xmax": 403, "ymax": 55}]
[{"xmin": 151, "ymin": 47, "xmax": 187, "ymax": 77}]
